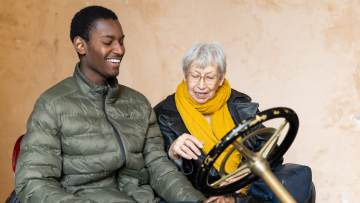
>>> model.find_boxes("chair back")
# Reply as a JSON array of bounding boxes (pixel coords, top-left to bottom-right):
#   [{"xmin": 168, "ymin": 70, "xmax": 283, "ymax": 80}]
[{"xmin": 12, "ymin": 135, "xmax": 24, "ymax": 176}]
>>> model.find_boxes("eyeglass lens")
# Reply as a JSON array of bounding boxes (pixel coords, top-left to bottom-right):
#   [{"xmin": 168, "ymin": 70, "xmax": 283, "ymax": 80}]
[{"xmin": 188, "ymin": 72, "xmax": 218, "ymax": 85}]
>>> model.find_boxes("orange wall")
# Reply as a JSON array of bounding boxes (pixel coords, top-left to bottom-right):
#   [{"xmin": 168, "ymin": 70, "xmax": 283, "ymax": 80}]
[{"xmin": 1, "ymin": 0, "xmax": 359, "ymax": 202}]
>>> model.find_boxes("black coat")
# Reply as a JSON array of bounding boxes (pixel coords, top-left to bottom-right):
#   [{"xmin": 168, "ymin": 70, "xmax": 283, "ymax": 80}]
[{"xmin": 154, "ymin": 89, "xmax": 282, "ymax": 189}]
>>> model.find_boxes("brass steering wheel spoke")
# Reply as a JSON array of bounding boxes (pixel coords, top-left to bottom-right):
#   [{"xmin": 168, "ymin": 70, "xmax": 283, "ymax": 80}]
[
  {"xmin": 260, "ymin": 120, "xmax": 288, "ymax": 159},
  {"xmin": 219, "ymin": 127, "xmax": 277, "ymax": 176},
  {"xmin": 237, "ymin": 127, "xmax": 276, "ymax": 144},
  {"xmin": 210, "ymin": 162, "xmax": 251, "ymax": 187},
  {"xmin": 231, "ymin": 139, "xmax": 256, "ymax": 162}
]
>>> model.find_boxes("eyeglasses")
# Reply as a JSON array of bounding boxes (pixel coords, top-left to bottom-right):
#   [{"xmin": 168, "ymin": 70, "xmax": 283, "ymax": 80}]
[{"xmin": 187, "ymin": 72, "xmax": 220, "ymax": 86}]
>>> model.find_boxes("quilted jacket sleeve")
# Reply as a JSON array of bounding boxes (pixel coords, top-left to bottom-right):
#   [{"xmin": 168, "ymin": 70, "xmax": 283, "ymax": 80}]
[
  {"xmin": 15, "ymin": 98, "xmax": 96, "ymax": 203},
  {"xmin": 143, "ymin": 109, "xmax": 206, "ymax": 203}
]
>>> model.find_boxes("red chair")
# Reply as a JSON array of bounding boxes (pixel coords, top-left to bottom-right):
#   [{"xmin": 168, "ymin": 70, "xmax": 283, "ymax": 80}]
[
  {"xmin": 12, "ymin": 135, "xmax": 24, "ymax": 176},
  {"xmin": 6, "ymin": 135, "xmax": 24, "ymax": 203}
]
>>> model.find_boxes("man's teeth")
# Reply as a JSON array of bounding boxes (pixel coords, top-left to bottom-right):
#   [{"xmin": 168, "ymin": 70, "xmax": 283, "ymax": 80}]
[{"xmin": 107, "ymin": 59, "xmax": 120, "ymax": 63}]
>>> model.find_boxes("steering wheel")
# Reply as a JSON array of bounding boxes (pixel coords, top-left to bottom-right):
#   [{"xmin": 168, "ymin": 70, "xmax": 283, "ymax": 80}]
[{"xmin": 196, "ymin": 107, "xmax": 299, "ymax": 202}]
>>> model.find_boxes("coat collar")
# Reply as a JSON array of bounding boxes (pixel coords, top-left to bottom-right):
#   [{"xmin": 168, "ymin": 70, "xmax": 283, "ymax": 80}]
[
  {"xmin": 228, "ymin": 89, "xmax": 251, "ymax": 103},
  {"xmin": 73, "ymin": 62, "xmax": 120, "ymax": 103},
  {"xmin": 161, "ymin": 89, "xmax": 249, "ymax": 113}
]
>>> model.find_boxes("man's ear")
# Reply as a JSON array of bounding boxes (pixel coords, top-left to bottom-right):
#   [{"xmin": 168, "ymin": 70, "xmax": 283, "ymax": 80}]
[{"xmin": 73, "ymin": 36, "xmax": 86, "ymax": 55}]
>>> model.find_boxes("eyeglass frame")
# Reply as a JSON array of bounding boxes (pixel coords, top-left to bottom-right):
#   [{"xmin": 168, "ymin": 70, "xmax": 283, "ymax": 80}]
[{"xmin": 186, "ymin": 71, "xmax": 221, "ymax": 86}]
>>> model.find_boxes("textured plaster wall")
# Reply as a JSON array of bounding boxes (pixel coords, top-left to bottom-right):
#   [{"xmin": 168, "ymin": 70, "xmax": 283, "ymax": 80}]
[{"xmin": 1, "ymin": 0, "xmax": 359, "ymax": 202}]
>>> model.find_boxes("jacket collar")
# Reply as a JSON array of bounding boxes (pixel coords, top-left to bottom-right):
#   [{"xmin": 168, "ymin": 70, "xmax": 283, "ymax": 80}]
[
  {"xmin": 228, "ymin": 89, "xmax": 250, "ymax": 103},
  {"xmin": 73, "ymin": 62, "xmax": 120, "ymax": 103},
  {"xmin": 162, "ymin": 89, "xmax": 248, "ymax": 113},
  {"xmin": 162, "ymin": 93, "xmax": 177, "ymax": 112}
]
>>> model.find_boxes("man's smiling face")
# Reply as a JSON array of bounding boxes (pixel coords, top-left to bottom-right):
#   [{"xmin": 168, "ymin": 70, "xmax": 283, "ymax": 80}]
[{"xmin": 80, "ymin": 18, "xmax": 125, "ymax": 86}]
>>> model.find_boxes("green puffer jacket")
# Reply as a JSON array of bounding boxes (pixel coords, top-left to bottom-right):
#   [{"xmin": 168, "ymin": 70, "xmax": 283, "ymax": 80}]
[{"xmin": 15, "ymin": 63, "xmax": 206, "ymax": 203}]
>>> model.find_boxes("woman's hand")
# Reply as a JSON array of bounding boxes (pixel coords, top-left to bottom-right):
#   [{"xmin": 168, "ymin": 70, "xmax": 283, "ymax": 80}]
[
  {"xmin": 219, "ymin": 172, "xmax": 251, "ymax": 194},
  {"xmin": 204, "ymin": 196, "xmax": 235, "ymax": 203},
  {"xmin": 168, "ymin": 133, "xmax": 205, "ymax": 160}
]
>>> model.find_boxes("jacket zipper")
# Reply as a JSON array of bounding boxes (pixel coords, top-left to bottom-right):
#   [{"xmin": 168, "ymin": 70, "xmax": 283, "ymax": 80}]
[{"xmin": 102, "ymin": 88, "xmax": 126, "ymax": 187}]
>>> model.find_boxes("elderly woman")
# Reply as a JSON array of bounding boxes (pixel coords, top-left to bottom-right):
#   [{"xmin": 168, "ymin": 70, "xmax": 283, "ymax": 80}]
[{"xmin": 154, "ymin": 42, "xmax": 279, "ymax": 203}]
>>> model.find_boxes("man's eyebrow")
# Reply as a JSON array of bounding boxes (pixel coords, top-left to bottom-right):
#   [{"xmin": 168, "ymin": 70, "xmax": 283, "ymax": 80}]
[{"xmin": 101, "ymin": 35, "xmax": 125, "ymax": 39}]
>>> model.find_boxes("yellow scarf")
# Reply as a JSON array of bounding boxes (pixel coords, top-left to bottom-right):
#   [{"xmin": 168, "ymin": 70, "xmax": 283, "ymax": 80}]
[{"xmin": 175, "ymin": 79, "xmax": 242, "ymax": 173}]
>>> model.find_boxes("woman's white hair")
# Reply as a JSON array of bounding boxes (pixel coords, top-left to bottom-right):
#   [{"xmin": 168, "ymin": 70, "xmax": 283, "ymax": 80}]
[{"xmin": 182, "ymin": 41, "xmax": 226, "ymax": 78}]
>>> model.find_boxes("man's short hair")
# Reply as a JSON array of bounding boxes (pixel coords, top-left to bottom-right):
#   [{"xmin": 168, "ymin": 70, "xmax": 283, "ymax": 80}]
[{"xmin": 70, "ymin": 6, "xmax": 118, "ymax": 43}]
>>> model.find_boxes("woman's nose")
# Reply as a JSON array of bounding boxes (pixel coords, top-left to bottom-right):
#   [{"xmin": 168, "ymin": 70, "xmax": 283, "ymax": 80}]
[{"xmin": 197, "ymin": 77, "xmax": 207, "ymax": 89}]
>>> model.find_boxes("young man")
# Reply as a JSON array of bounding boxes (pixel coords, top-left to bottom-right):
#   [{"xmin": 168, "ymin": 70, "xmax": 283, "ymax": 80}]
[{"xmin": 15, "ymin": 6, "xmax": 206, "ymax": 203}]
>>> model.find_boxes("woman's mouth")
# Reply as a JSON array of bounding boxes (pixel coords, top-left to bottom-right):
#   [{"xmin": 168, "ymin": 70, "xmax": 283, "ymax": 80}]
[{"xmin": 195, "ymin": 92, "xmax": 207, "ymax": 98}]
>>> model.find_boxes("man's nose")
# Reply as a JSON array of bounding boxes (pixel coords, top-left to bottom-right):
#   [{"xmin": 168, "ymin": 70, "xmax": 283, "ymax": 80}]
[{"xmin": 113, "ymin": 42, "xmax": 125, "ymax": 55}]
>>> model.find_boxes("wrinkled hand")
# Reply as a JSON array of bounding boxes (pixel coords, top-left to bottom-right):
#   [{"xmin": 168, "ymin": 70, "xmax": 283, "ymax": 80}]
[
  {"xmin": 168, "ymin": 133, "xmax": 205, "ymax": 160},
  {"xmin": 219, "ymin": 172, "xmax": 251, "ymax": 194},
  {"xmin": 204, "ymin": 196, "xmax": 235, "ymax": 203}
]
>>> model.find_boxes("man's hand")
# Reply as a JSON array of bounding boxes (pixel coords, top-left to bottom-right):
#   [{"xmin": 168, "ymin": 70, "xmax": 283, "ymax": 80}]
[
  {"xmin": 204, "ymin": 196, "xmax": 235, "ymax": 203},
  {"xmin": 168, "ymin": 133, "xmax": 204, "ymax": 160}
]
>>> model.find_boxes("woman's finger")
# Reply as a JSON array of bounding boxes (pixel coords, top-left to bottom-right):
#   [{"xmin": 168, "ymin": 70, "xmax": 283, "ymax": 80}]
[
  {"xmin": 235, "ymin": 188, "xmax": 243, "ymax": 194},
  {"xmin": 227, "ymin": 172, "xmax": 250, "ymax": 184},
  {"xmin": 178, "ymin": 133, "xmax": 204, "ymax": 148},
  {"xmin": 185, "ymin": 134, "xmax": 205, "ymax": 149},
  {"xmin": 178, "ymin": 145, "xmax": 198, "ymax": 160},
  {"xmin": 172, "ymin": 141, "xmax": 193, "ymax": 160},
  {"xmin": 172, "ymin": 133, "xmax": 205, "ymax": 160},
  {"xmin": 168, "ymin": 135, "xmax": 191, "ymax": 160},
  {"xmin": 184, "ymin": 139, "xmax": 202, "ymax": 156},
  {"xmin": 220, "ymin": 173, "xmax": 249, "ymax": 186}
]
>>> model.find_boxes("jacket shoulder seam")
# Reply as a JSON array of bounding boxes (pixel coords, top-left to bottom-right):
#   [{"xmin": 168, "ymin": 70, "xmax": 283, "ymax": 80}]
[
  {"xmin": 153, "ymin": 100, "xmax": 165, "ymax": 110},
  {"xmin": 40, "ymin": 78, "xmax": 79, "ymax": 106}
]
